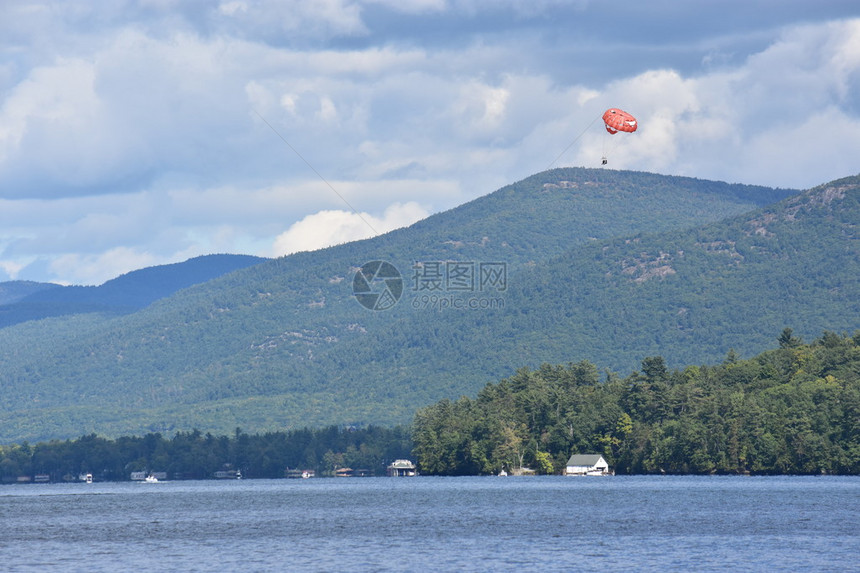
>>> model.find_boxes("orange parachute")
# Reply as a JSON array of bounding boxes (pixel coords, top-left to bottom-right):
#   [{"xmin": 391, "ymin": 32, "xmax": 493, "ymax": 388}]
[{"xmin": 602, "ymin": 108, "xmax": 637, "ymax": 134}]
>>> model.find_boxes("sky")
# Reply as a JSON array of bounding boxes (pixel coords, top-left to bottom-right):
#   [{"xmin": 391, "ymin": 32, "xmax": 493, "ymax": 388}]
[{"xmin": 1, "ymin": 1, "xmax": 859, "ymax": 285}]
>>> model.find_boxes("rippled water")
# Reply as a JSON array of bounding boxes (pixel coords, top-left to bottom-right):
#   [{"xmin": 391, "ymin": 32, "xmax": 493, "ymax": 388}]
[{"xmin": 1, "ymin": 476, "xmax": 857, "ymax": 571}]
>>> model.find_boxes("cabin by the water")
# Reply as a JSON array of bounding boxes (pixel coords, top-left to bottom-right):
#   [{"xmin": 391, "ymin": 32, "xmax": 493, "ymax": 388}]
[
  {"xmin": 564, "ymin": 454, "xmax": 611, "ymax": 476},
  {"xmin": 387, "ymin": 459, "xmax": 417, "ymax": 477}
]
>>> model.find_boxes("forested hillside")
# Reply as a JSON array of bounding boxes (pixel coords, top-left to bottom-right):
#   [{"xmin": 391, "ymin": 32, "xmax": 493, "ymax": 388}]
[
  {"xmin": 5, "ymin": 168, "xmax": 855, "ymax": 445},
  {"xmin": 412, "ymin": 330, "xmax": 860, "ymax": 475}
]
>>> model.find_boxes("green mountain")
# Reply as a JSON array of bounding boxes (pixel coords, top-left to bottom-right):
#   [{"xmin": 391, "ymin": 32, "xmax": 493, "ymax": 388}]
[
  {"xmin": 298, "ymin": 172, "xmax": 858, "ymax": 423},
  {"xmin": 0, "ymin": 254, "xmax": 267, "ymax": 328},
  {"xmin": 3, "ymin": 167, "xmax": 840, "ymax": 444}
]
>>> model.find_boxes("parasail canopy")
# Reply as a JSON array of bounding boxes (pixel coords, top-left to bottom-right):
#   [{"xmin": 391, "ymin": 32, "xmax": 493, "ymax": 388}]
[{"xmin": 602, "ymin": 108, "xmax": 637, "ymax": 134}]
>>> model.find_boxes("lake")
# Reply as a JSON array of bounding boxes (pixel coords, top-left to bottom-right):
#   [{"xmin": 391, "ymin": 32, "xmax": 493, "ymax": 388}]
[{"xmin": 1, "ymin": 475, "xmax": 857, "ymax": 571}]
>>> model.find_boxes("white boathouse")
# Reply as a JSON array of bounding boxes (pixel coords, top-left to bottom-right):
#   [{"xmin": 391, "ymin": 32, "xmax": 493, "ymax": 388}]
[
  {"xmin": 387, "ymin": 459, "xmax": 417, "ymax": 477},
  {"xmin": 564, "ymin": 454, "xmax": 611, "ymax": 476}
]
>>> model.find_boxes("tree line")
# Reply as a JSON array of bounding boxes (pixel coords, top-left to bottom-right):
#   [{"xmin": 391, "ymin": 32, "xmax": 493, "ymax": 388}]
[{"xmin": 0, "ymin": 425, "xmax": 412, "ymax": 482}]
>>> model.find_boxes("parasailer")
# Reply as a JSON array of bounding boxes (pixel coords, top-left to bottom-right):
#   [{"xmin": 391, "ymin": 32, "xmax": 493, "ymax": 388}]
[
  {"xmin": 602, "ymin": 108, "xmax": 637, "ymax": 134},
  {"xmin": 546, "ymin": 107, "xmax": 639, "ymax": 170},
  {"xmin": 600, "ymin": 108, "xmax": 637, "ymax": 165}
]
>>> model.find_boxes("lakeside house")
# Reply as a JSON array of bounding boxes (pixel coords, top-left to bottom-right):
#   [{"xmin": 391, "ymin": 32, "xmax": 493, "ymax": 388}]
[
  {"xmin": 334, "ymin": 467, "xmax": 373, "ymax": 477},
  {"xmin": 387, "ymin": 459, "xmax": 417, "ymax": 477},
  {"xmin": 564, "ymin": 454, "xmax": 611, "ymax": 476}
]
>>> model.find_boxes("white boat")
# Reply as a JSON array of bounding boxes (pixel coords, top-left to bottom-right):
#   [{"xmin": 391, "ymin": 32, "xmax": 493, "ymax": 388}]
[{"xmin": 144, "ymin": 475, "xmax": 159, "ymax": 483}]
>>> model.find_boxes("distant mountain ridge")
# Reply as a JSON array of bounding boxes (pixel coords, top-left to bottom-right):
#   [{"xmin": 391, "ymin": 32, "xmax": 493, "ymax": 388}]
[
  {"xmin": 6, "ymin": 168, "xmax": 853, "ymax": 444},
  {"xmin": 0, "ymin": 254, "xmax": 268, "ymax": 328},
  {"xmin": 0, "ymin": 281, "xmax": 60, "ymax": 305}
]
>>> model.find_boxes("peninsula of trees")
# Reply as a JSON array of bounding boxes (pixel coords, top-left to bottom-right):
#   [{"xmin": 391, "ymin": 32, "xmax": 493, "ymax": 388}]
[{"xmin": 413, "ymin": 329, "xmax": 860, "ymax": 475}]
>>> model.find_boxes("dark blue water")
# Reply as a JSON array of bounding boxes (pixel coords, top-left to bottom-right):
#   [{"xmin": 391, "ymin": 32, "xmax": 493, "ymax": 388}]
[{"xmin": 1, "ymin": 476, "xmax": 857, "ymax": 572}]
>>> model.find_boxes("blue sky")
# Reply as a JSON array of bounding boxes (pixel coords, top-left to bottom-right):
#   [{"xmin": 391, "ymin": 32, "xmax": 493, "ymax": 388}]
[{"xmin": 1, "ymin": 0, "xmax": 859, "ymax": 285}]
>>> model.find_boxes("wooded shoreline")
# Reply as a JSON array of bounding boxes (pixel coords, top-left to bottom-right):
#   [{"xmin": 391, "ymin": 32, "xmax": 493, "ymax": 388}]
[{"xmin": 3, "ymin": 330, "xmax": 858, "ymax": 480}]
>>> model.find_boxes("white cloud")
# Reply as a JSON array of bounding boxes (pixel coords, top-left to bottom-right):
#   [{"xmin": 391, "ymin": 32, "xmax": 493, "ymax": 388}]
[
  {"xmin": 0, "ymin": 59, "xmax": 103, "ymax": 185},
  {"xmin": 272, "ymin": 201, "xmax": 430, "ymax": 256},
  {"xmin": 362, "ymin": 0, "xmax": 447, "ymax": 14},
  {"xmin": 737, "ymin": 107, "xmax": 860, "ymax": 187},
  {"xmin": 49, "ymin": 247, "xmax": 163, "ymax": 286},
  {"xmin": 219, "ymin": 1, "xmax": 249, "ymax": 17},
  {"xmin": 0, "ymin": 259, "xmax": 24, "ymax": 280},
  {"xmin": 450, "ymin": 81, "xmax": 510, "ymax": 139},
  {"xmin": 212, "ymin": 0, "xmax": 369, "ymax": 40}
]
